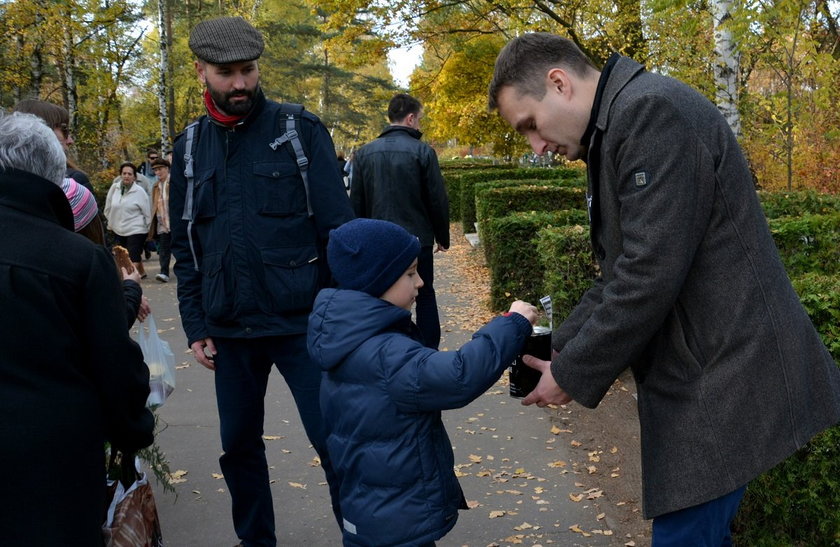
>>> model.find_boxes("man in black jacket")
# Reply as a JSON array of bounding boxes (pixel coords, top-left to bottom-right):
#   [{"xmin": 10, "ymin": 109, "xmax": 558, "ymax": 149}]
[
  {"xmin": 169, "ymin": 16, "xmax": 353, "ymax": 547},
  {"xmin": 350, "ymin": 94, "xmax": 450, "ymax": 349},
  {"xmin": 0, "ymin": 112, "xmax": 154, "ymax": 546}
]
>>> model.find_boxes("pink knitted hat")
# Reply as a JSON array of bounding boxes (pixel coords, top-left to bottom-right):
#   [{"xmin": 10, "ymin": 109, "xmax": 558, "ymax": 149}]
[{"xmin": 60, "ymin": 177, "xmax": 98, "ymax": 232}]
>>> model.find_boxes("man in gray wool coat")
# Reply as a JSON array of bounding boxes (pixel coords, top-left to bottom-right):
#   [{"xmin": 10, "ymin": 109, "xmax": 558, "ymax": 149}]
[{"xmin": 488, "ymin": 32, "xmax": 840, "ymax": 545}]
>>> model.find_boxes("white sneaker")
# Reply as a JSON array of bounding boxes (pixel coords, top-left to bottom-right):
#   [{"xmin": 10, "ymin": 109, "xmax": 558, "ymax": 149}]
[{"xmin": 155, "ymin": 273, "xmax": 169, "ymax": 283}]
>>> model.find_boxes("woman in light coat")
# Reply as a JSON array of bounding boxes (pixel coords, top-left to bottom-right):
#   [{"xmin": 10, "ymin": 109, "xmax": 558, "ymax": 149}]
[{"xmin": 104, "ymin": 162, "xmax": 151, "ymax": 278}]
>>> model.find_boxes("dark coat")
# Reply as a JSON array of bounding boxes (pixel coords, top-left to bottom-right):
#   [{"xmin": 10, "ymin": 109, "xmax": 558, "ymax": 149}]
[
  {"xmin": 169, "ymin": 90, "xmax": 354, "ymax": 346},
  {"xmin": 0, "ymin": 168, "xmax": 154, "ymax": 545},
  {"xmin": 550, "ymin": 56, "xmax": 840, "ymax": 518},
  {"xmin": 351, "ymin": 125, "xmax": 450, "ymax": 248},
  {"xmin": 308, "ymin": 289, "xmax": 532, "ymax": 546}
]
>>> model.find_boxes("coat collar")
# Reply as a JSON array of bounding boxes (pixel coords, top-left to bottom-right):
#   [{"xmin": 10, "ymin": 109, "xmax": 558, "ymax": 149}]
[
  {"xmin": 378, "ymin": 124, "xmax": 422, "ymax": 140},
  {"xmin": 592, "ymin": 56, "xmax": 645, "ymax": 135},
  {"xmin": 0, "ymin": 168, "xmax": 74, "ymax": 231}
]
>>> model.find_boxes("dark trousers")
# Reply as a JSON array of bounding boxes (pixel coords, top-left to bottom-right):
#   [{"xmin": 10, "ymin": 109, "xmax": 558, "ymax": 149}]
[
  {"xmin": 652, "ymin": 485, "xmax": 746, "ymax": 546},
  {"xmin": 415, "ymin": 246, "xmax": 441, "ymax": 349},
  {"xmin": 157, "ymin": 231, "xmax": 172, "ymax": 276},
  {"xmin": 213, "ymin": 335, "xmax": 341, "ymax": 547}
]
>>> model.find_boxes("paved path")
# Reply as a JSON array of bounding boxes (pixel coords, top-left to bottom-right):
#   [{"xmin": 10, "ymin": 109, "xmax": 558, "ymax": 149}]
[{"xmin": 138, "ymin": 234, "xmax": 640, "ymax": 546}]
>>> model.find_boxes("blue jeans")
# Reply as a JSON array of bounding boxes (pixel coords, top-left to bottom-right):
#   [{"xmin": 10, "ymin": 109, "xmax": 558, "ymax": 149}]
[
  {"xmin": 415, "ymin": 246, "xmax": 440, "ymax": 349},
  {"xmin": 652, "ymin": 485, "xmax": 747, "ymax": 546},
  {"xmin": 213, "ymin": 335, "xmax": 340, "ymax": 546}
]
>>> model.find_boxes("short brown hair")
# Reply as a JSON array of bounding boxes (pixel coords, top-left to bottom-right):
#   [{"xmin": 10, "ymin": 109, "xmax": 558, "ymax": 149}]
[
  {"xmin": 387, "ymin": 94, "xmax": 422, "ymax": 123},
  {"xmin": 487, "ymin": 33, "xmax": 598, "ymax": 111},
  {"xmin": 12, "ymin": 99, "xmax": 69, "ymax": 133},
  {"xmin": 151, "ymin": 158, "xmax": 171, "ymax": 169}
]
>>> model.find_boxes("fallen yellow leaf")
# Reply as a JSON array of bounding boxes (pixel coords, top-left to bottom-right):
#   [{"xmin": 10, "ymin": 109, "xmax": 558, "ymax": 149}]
[
  {"xmin": 211, "ymin": 473, "xmax": 224, "ymax": 480},
  {"xmin": 569, "ymin": 493, "xmax": 584, "ymax": 502},
  {"xmin": 489, "ymin": 510, "xmax": 506, "ymax": 519},
  {"xmin": 288, "ymin": 482, "xmax": 306, "ymax": 489}
]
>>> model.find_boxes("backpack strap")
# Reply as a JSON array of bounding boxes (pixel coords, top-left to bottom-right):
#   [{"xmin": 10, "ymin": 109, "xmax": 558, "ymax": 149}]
[
  {"xmin": 181, "ymin": 120, "xmax": 201, "ymax": 271},
  {"xmin": 270, "ymin": 103, "xmax": 313, "ymax": 217}
]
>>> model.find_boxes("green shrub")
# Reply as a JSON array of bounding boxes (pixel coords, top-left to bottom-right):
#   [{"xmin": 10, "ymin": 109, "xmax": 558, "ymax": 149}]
[
  {"xmin": 485, "ymin": 210, "xmax": 588, "ymax": 311},
  {"xmin": 460, "ymin": 167, "xmax": 585, "ymax": 232},
  {"xmin": 442, "ymin": 166, "xmax": 527, "ymax": 223},
  {"xmin": 759, "ymin": 189, "xmax": 840, "ymax": 219},
  {"xmin": 733, "ymin": 426, "xmax": 840, "ymax": 546},
  {"xmin": 440, "ymin": 159, "xmax": 512, "ymax": 171},
  {"xmin": 443, "ymin": 171, "xmax": 463, "ymax": 222},
  {"xmin": 536, "ymin": 225, "xmax": 598, "ymax": 326},
  {"xmin": 768, "ymin": 213, "xmax": 840, "ymax": 276},
  {"xmin": 791, "ymin": 273, "xmax": 840, "ymax": 363},
  {"xmin": 475, "ymin": 183, "xmax": 586, "ymax": 263},
  {"xmin": 733, "ymin": 273, "xmax": 839, "ymax": 545}
]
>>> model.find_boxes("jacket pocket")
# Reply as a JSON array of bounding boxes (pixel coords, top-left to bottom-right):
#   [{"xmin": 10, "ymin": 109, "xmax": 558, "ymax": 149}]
[
  {"xmin": 260, "ymin": 246, "xmax": 319, "ymax": 312},
  {"xmin": 253, "ymin": 161, "xmax": 303, "ymax": 216},
  {"xmin": 201, "ymin": 251, "xmax": 233, "ymax": 320},
  {"xmin": 193, "ymin": 168, "xmax": 216, "ymax": 221}
]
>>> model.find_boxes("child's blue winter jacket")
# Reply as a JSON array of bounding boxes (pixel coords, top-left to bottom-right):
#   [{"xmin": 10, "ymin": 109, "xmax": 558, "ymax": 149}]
[{"xmin": 307, "ymin": 288, "xmax": 532, "ymax": 546}]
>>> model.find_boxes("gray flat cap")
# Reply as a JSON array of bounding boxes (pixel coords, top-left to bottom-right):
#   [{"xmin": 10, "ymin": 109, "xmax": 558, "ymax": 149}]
[{"xmin": 189, "ymin": 16, "xmax": 264, "ymax": 64}]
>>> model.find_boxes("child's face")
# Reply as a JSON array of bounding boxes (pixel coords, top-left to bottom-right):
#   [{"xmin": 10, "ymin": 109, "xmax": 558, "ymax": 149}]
[{"xmin": 381, "ymin": 259, "xmax": 424, "ymax": 311}]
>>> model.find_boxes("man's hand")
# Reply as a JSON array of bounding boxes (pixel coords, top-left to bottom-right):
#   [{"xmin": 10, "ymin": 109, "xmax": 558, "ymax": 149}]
[
  {"xmin": 137, "ymin": 296, "xmax": 151, "ymax": 322},
  {"xmin": 520, "ymin": 355, "xmax": 573, "ymax": 407},
  {"xmin": 121, "ymin": 266, "xmax": 141, "ymax": 284},
  {"xmin": 434, "ymin": 243, "xmax": 448, "ymax": 253},
  {"xmin": 191, "ymin": 337, "xmax": 217, "ymax": 371}
]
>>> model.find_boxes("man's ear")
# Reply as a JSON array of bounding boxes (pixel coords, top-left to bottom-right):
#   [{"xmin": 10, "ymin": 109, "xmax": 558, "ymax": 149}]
[
  {"xmin": 546, "ymin": 67, "xmax": 570, "ymax": 96},
  {"xmin": 195, "ymin": 60, "xmax": 206, "ymax": 85}
]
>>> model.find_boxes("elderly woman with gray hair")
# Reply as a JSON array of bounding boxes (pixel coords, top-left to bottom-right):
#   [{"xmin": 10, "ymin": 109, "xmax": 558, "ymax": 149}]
[{"xmin": 0, "ymin": 112, "xmax": 154, "ymax": 545}]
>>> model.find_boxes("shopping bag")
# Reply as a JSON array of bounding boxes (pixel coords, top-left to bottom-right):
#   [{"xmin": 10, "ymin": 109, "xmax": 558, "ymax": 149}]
[
  {"xmin": 136, "ymin": 314, "xmax": 176, "ymax": 408},
  {"xmin": 103, "ymin": 452, "xmax": 164, "ymax": 547}
]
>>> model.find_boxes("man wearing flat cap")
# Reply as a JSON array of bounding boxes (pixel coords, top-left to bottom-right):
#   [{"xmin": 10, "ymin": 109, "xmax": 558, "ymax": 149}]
[{"xmin": 169, "ymin": 16, "xmax": 353, "ymax": 547}]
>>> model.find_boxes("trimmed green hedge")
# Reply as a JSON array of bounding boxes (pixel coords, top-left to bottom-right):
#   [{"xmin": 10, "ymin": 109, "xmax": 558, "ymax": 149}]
[
  {"xmin": 792, "ymin": 273, "xmax": 840, "ymax": 363},
  {"xmin": 476, "ymin": 183, "xmax": 586, "ymax": 263},
  {"xmin": 768, "ymin": 213, "xmax": 840, "ymax": 276},
  {"xmin": 442, "ymin": 166, "xmax": 524, "ymax": 223},
  {"xmin": 734, "ymin": 274, "xmax": 839, "ymax": 545},
  {"xmin": 460, "ymin": 167, "xmax": 585, "ymax": 232},
  {"xmin": 485, "ymin": 209, "xmax": 588, "ymax": 311},
  {"xmin": 759, "ymin": 189, "xmax": 840, "ymax": 219},
  {"xmin": 536, "ymin": 224, "xmax": 598, "ymax": 326}
]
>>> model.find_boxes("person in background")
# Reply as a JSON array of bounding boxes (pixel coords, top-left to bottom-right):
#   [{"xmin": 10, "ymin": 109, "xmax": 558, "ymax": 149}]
[
  {"xmin": 308, "ymin": 218, "xmax": 537, "ymax": 546},
  {"xmin": 12, "ymin": 99, "xmax": 94, "ymax": 198},
  {"xmin": 169, "ymin": 16, "xmax": 354, "ymax": 546},
  {"xmin": 488, "ymin": 32, "xmax": 840, "ymax": 544},
  {"xmin": 148, "ymin": 157, "xmax": 172, "ymax": 283},
  {"xmin": 104, "ymin": 162, "xmax": 151, "ymax": 279},
  {"xmin": 137, "ymin": 147, "xmax": 160, "ymax": 182},
  {"xmin": 350, "ymin": 94, "xmax": 450, "ymax": 349},
  {"xmin": 0, "ymin": 111, "xmax": 154, "ymax": 546}
]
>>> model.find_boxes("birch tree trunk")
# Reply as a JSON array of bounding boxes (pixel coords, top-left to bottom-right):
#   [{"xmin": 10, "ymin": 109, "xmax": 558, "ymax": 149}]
[
  {"xmin": 712, "ymin": 0, "xmax": 741, "ymax": 137},
  {"xmin": 157, "ymin": 0, "xmax": 172, "ymax": 155}
]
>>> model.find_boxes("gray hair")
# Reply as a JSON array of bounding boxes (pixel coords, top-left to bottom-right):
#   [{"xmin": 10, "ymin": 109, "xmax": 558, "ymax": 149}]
[{"xmin": 0, "ymin": 112, "xmax": 66, "ymax": 185}]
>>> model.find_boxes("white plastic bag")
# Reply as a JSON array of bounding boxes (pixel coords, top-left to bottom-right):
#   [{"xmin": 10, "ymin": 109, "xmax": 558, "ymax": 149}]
[{"xmin": 136, "ymin": 314, "xmax": 175, "ymax": 408}]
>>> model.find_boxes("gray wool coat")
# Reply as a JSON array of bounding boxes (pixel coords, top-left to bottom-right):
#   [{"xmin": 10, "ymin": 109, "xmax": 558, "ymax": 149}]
[{"xmin": 549, "ymin": 56, "xmax": 840, "ymax": 519}]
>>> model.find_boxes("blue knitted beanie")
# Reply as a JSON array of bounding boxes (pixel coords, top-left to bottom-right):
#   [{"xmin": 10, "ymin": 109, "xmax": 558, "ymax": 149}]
[{"xmin": 328, "ymin": 218, "xmax": 421, "ymax": 297}]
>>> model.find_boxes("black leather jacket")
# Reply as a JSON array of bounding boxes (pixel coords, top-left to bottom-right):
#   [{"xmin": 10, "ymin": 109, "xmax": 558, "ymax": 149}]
[{"xmin": 350, "ymin": 125, "xmax": 449, "ymax": 248}]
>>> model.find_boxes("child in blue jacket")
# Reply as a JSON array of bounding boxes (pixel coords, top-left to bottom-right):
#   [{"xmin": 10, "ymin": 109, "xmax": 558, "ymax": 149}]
[{"xmin": 307, "ymin": 218, "xmax": 537, "ymax": 546}]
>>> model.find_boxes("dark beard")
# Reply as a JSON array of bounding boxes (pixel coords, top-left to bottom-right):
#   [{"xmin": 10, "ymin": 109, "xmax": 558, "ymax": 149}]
[{"xmin": 207, "ymin": 83, "xmax": 258, "ymax": 116}]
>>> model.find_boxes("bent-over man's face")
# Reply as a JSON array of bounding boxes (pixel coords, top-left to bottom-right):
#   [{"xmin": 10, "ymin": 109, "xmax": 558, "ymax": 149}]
[
  {"xmin": 495, "ymin": 73, "xmax": 590, "ymax": 162},
  {"xmin": 197, "ymin": 60, "xmax": 260, "ymax": 116}
]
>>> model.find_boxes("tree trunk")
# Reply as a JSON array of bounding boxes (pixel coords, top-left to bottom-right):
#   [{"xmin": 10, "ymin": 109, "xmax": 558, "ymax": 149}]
[
  {"xmin": 157, "ymin": 0, "xmax": 172, "ymax": 155},
  {"xmin": 712, "ymin": 0, "xmax": 741, "ymax": 138}
]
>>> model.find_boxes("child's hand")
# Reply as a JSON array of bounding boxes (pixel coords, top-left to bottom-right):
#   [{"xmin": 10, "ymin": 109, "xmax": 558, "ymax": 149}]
[{"xmin": 509, "ymin": 300, "xmax": 538, "ymax": 325}]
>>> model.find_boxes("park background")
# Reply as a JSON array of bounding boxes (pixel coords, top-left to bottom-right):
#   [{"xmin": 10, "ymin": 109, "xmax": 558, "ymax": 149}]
[
  {"xmin": 0, "ymin": 0, "xmax": 838, "ymax": 194},
  {"xmin": 1, "ymin": 0, "xmax": 838, "ymax": 544}
]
